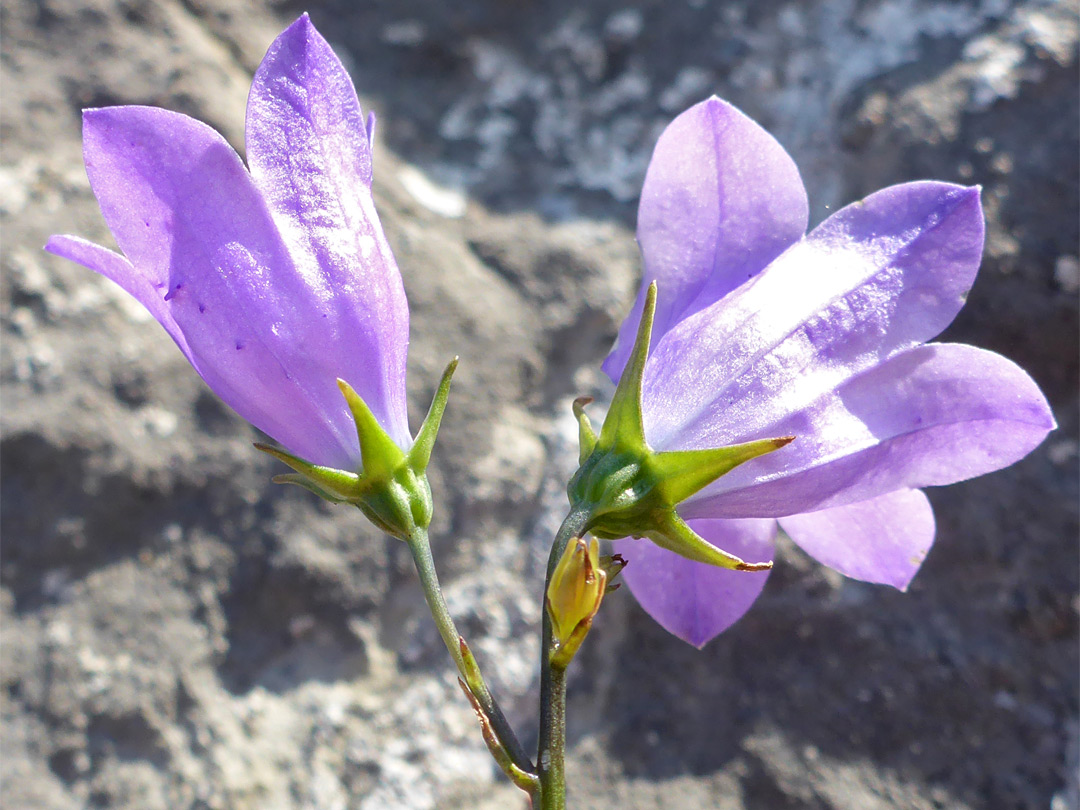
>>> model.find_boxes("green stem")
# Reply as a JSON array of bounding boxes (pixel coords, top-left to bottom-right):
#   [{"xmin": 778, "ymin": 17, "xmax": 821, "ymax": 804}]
[
  {"xmin": 538, "ymin": 508, "xmax": 592, "ymax": 810},
  {"xmin": 405, "ymin": 528, "xmax": 534, "ymax": 777}
]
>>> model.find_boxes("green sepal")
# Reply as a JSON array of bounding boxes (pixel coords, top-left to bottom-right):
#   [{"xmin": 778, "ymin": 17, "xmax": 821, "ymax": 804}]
[
  {"xmin": 271, "ymin": 473, "xmax": 352, "ymax": 504},
  {"xmin": 565, "ymin": 280, "xmax": 789, "ymax": 572},
  {"xmin": 338, "ymin": 378, "xmax": 405, "ymax": 480},
  {"xmin": 651, "ymin": 436, "xmax": 795, "ymax": 506},
  {"xmin": 254, "ymin": 443, "xmax": 363, "ymax": 500},
  {"xmin": 596, "ymin": 282, "xmax": 655, "ymax": 456},
  {"xmin": 258, "ymin": 360, "xmax": 458, "ymax": 540},
  {"xmin": 408, "ymin": 357, "xmax": 458, "ymax": 475},
  {"xmin": 646, "ymin": 511, "xmax": 771, "ymax": 571},
  {"xmin": 572, "ymin": 396, "xmax": 597, "ymax": 464}
]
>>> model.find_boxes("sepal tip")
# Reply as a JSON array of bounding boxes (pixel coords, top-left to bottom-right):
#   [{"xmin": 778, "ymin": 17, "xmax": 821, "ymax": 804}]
[
  {"xmin": 572, "ymin": 396, "xmax": 597, "ymax": 464},
  {"xmin": 409, "ymin": 356, "xmax": 458, "ymax": 475}
]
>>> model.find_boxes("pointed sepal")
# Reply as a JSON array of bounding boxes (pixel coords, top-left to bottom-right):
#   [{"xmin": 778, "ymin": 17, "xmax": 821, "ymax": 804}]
[
  {"xmin": 272, "ymin": 473, "xmax": 352, "ymax": 504},
  {"xmin": 257, "ymin": 362, "xmax": 460, "ymax": 540},
  {"xmin": 596, "ymin": 281, "xmax": 655, "ymax": 455},
  {"xmin": 573, "ymin": 397, "xmax": 597, "ymax": 464},
  {"xmin": 651, "ymin": 436, "xmax": 795, "ymax": 505},
  {"xmin": 647, "ymin": 512, "xmax": 772, "ymax": 571},
  {"xmin": 338, "ymin": 378, "xmax": 405, "ymax": 480},
  {"xmin": 566, "ymin": 279, "xmax": 791, "ymax": 570},
  {"xmin": 255, "ymin": 442, "xmax": 363, "ymax": 500},
  {"xmin": 408, "ymin": 357, "xmax": 458, "ymax": 475}
]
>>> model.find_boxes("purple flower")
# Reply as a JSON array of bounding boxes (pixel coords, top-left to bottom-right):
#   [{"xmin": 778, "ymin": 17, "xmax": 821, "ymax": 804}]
[
  {"xmin": 46, "ymin": 15, "xmax": 410, "ymax": 471},
  {"xmin": 604, "ymin": 98, "xmax": 1055, "ymax": 647}
]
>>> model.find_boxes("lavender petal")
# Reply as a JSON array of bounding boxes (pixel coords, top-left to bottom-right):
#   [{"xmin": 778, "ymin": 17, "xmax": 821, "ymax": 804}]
[
  {"xmin": 641, "ymin": 182, "xmax": 985, "ymax": 453},
  {"xmin": 683, "ymin": 343, "xmax": 1055, "ymax": 518},
  {"xmin": 603, "ymin": 97, "xmax": 808, "ymax": 380},
  {"xmin": 614, "ymin": 517, "xmax": 776, "ymax": 647},
  {"xmin": 778, "ymin": 489, "xmax": 935, "ymax": 590},
  {"xmin": 247, "ymin": 15, "xmax": 411, "ymax": 449},
  {"xmin": 45, "ymin": 235, "xmax": 192, "ymax": 359}
]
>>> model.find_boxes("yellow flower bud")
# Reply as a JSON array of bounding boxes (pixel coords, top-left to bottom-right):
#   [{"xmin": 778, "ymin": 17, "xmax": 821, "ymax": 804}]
[{"xmin": 547, "ymin": 537, "xmax": 607, "ymax": 652}]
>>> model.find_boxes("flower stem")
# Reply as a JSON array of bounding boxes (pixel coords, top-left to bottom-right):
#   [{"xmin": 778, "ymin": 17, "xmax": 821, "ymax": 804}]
[
  {"xmin": 405, "ymin": 528, "xmax": 535, "ymax": 783},
  {"xmin": 538, "ymin": 508, "xmax": 592, "ymax": 810}
]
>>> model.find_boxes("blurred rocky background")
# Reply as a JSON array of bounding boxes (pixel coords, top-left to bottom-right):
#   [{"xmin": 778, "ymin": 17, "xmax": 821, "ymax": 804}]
[{"xmin": 2, "ymin": 0, "xmax": 1077, "ymax": 808}]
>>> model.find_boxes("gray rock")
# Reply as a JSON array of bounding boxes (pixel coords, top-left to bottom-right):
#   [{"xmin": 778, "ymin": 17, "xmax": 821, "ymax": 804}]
[{"xmin": 2, "ymin": 0, "xmax": 1075, "ymax": 808}]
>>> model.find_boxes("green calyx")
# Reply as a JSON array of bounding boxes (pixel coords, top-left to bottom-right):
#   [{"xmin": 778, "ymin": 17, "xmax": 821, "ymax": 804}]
[
  {"xmin": 568, "ymin": 283, "xmax": 793, "ymax": 571},
  {"xmin": 256, "ymin": 358, "xmax": 458, "ymax": 540}
]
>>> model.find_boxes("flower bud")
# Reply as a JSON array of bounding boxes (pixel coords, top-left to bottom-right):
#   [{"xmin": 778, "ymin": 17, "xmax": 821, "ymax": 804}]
[{"xmin": 547, "ymin": 537, "xmax": 607, "ymax": 659}]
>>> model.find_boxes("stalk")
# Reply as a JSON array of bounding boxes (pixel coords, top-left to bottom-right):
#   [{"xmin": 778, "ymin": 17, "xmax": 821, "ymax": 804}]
[
  {"xmin": 405, "ymin": 528, "xmax": 535, "ymax": 781},
  {"xmin": 537, "ymin": 508, "xmax": 592, "ymax": 810}
]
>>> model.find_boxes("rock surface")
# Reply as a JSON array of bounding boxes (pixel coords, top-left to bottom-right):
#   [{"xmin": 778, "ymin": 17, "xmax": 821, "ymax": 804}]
[{"xmin": 2, "ymin": 0, "xmax": 1076, "ymax": 808}]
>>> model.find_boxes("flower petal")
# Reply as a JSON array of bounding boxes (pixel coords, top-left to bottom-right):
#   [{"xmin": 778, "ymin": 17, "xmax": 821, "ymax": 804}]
[
  {"xmin": 603, "ymin": 97, "xmax": 808, "ymax": 380},
  {"xmin": 778, "ymin": 489, "xmax": 935, "ymax": 590},
  {"xmin": 45, "ymin": 235, "xmax": 192, "ymax": 359},
  {"xmin": 43, "ymin": 234, "xmax": 304, "ymax": 451},
  {"xmin": 77, "ymin": 104, "xmax": 359, "ymax": 467},
  {"xmin": 246, "ymin": 14, "xmax": 411, "ymax": 449},
  {"xmin": 614, "ymin": 518, "xmax": 776, "ymax": 647},
  {"xmin": 682, "ymin": 343, "xmax": 1055, "ymax": 517},
  {"xmin": 641, "ymin": 181, "xmax": 985, "ymax": 452}
]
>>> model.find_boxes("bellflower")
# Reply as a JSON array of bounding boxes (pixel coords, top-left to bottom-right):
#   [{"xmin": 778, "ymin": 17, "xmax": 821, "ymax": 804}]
[
  {"xmin": 47, "ymin": 15, "xmax": 410, "ymax": 470},
  {"xmin": 598, "ymin": 98, "xmax": 1055, "ymax": 647},
  {"xmin": 45, "ymin": 16, "xmax": 453, "ymax": 534}
]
